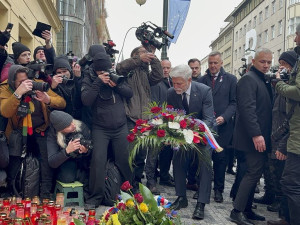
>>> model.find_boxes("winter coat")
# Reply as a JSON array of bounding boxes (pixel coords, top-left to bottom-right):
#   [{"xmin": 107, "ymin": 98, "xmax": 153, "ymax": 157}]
[
  {"xmin": 275, "ymin": 53, "xmax": 300, "ymax": 155},
  {"xmin": 233, "ymin": 66, "xmax": 273, "ymax": 152},
  {"xmin": 116, "ymin": 55, "xmax": 163, "ymax": 121},
  {"xmin": 81, "ymin": 65, "xmax": 133, "ymax": 129},
  {"xmin": 0, "ymin": 77, "xmax": 66, "ymax": 138},
  {"xmin": 47, "ymin": 120, "xmax": 91, "ymax": 169}
]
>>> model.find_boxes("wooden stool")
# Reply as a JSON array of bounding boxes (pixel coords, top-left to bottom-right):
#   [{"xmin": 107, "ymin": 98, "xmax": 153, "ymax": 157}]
[{"xmin": 54, "ymin": 181, "xmax": 84, "ymax": 207}]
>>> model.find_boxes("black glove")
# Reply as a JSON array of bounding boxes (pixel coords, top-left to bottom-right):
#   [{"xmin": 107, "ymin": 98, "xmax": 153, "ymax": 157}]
[{"xmin": 0, "ymin": 31, "xmax": 10, "ymax": 46}]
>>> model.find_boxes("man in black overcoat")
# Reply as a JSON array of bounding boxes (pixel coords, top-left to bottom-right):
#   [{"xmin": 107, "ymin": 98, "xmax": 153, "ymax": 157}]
[
  {"xmin": 230, "ymin": 48, "xmax": 273, "ymax": 225},
  {"xmin": 199, "ymin": 51, "xmax": 237, "ymax": 202}
]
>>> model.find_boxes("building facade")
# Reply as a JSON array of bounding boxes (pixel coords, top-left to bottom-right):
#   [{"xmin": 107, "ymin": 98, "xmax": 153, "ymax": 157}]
[
  {"xmin": 0, "ymin": 0, "xmax": 62, "ymax": 53},
  {"xmin": 210, "ymin": 22, "xmax": 234, "ymax": 74},
  {"xmin": 56, "ymin": 0, "xmax": 110, "ymax": 57}
]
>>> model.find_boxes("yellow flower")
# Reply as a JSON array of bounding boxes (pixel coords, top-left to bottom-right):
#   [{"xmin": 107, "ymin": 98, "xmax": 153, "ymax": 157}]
[
  {"xmin": 111, "ymin": 214, "xmax": 121, "ymax": 225},
  {"xmin": 139, "ymin": 202, "xmax": 148, "ymax": 213},
  {"xmin": 125, "ymin": 199, "xmax": 135, "ymax": 207},
  {"xmin": 106, "ymin": 219, "xmax": 112, "ymax": 225}
]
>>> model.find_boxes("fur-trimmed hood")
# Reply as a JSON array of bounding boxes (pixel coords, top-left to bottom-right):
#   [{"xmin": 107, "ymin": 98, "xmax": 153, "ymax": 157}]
[{"xmin": 57, "ymin": 119, "xmax": 83, "ymax": 148}]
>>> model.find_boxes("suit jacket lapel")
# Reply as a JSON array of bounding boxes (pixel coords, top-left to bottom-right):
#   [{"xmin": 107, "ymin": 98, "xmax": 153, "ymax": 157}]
[
  {"xmin": 212, "ymin": 75, "xmax": 223, "ymax": 96},
  {"xmin": 189, "ymin": 83, "xmax": 198, "ymax": 113}
]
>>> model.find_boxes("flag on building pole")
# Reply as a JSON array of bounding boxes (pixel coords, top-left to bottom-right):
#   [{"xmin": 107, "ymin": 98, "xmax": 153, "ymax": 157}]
[{"xmin": 168, "ymin": 0, "xmax": 191, "ymax": 45}]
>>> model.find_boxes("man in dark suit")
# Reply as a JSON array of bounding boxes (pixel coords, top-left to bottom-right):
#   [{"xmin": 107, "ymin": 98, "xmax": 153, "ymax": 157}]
[
  {"xmin": 167, "ymin": 64, "xmax": 215, "ymax": 220},
  {"xmin": 199, "ymin": 51, "xmax": 237, "ymax": 203},
  {"xmin": 230, "ymin": 48, "xmax": 273, "ymax": 225}
]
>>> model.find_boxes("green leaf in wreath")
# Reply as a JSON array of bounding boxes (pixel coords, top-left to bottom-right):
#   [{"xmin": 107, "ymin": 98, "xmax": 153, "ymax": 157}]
[
  {"xmin": 139, "ymin": 183, "xmax": 159, "ymax": 212},
  {"xmin": 73, "ymin": 218, "xmax": 85, "ymax": 225}
]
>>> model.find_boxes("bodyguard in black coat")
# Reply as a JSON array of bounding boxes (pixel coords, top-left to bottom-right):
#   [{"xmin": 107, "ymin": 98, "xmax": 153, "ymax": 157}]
[
  {"xmin": 199, "ymin": 52, "xmax": 237, "ymax": 203},
  {"xmin": 230, "ymin": 49, "xmax": 273, "ymax": 225}
]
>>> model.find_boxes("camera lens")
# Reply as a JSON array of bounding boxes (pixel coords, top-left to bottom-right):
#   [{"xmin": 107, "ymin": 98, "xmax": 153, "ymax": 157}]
[{"xmin": 32, "ymin": 81, "xmax": 50, "ymax": 92}]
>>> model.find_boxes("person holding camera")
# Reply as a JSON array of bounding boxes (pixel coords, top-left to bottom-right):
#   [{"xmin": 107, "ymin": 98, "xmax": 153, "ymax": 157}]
[
  {"xmin": 51, "ymin": 56, "xmax": 82, "ymax": 119},
  {"xmin": 47, "ymin": 110, "xmax": 91, "ymax": 199},
  {"xmin": 81, "ymin": 52, "xmax": 133, "ymax": 210},
  {"xmin": 273, "ymin": 23, "xmax": 300, "ymax": 225},
  {"xmin": 116, "ymin": 45, "xmax": 163, "ymax": 194},
  {"xmin": 0, "ymin": 65, "xmax": 66, "ymax": 199}
]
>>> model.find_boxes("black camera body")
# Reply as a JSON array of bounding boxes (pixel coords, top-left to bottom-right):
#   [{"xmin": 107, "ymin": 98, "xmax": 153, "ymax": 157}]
[
  {"xmin": 27, "ymin": 59, "xmax": 51, "ymax": 79},
  {"xmin": 107, "ymin": 69, "xmax": 125, "ymax": 84},
  {"xmin": 135, "ymin": 22, "xmax": 174, "ymax": 50},
  {"xmin": 66, "ymin": 132, "xmax": 93, "ymax": 158},
  {"xmin": 265, "ymin": 68, "xmax": 290, "ymax": 82}
]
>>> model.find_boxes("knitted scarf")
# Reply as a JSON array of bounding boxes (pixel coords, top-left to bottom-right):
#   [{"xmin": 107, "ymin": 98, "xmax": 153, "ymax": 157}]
[{"xmin": 22, "ymin": 96, "xmax": 35, "ymax": 136}]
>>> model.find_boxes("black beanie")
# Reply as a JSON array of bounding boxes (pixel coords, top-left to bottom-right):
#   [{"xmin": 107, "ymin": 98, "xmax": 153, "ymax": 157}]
[
  {"xmin": 50, "ymin": 110, "xmax": 73, "ymax": 131},
  {"xmin": 12, "ymin": 42, "xmax": 31, "ymax": 61},
  {"xmin": 33, "ymin": 46, "xmax": 44, "ymax": 61},
  {"xmin": 279, "ymin": 51, "xmax": 298, "ymax": 68},
  {"xmin": 93, "ymin": 52, "xmax": 112, "ymax": 72},
  {"xmin": 53, "ymin": 56, "xmax": 72, "ymax": 73}
]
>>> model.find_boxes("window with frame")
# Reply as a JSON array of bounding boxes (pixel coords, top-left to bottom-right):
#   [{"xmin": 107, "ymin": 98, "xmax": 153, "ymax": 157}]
[
  {"xmin": 248, "ymin": 20, "xmax": 252, "ymax": 31},
  {"xmin": 244, "ymin": 24, "xmax": 247, "ymax": 36},
  {"xmin": 235, "ymin": 31, "xmax": 238, "ymax": 42},
  {"xmin": 235, "ymin": 49, "xmax": 237, "ymax": 60},
  {"xmin": 279, "ymin": 0, "xmax": 283, "ymax": 8},
  {"xmin": 271, "ymin": 25, "xmax": 275, "ymax": 39},
  {"xmin": 253, "ymin": 16, "xmax": 257, "ymax": 27},
  {"xmin": 272, "ymin": 1, "xmax": 276, "ymax": 14},
  {"xmin": 288, "ymin": 17, "xmax": 300, "ymax": 35},
  {"xmin": 265, "ymin": 6, "xmax": 269, "ymax": 19},
  {"xmin": 259, "ymin": 11, "xmax": 263, "ymax": 24},
  {"xmin": 264, "ymin": 30, "xmax": 269, "ymax": 43},
  {"xmin": 258, "ymin": 33, "xmax": 262, "ymax": 46},
  {"xmin": 239, "ymin": 47, "xmax": 241, "ymax": 57},
  {"xmin": 278, "ymin": 20, "xmax": 283, "ymax": 35},
  {"xmin": 240, "ymin": 28, "xmax": 243, "ymax": 39}
]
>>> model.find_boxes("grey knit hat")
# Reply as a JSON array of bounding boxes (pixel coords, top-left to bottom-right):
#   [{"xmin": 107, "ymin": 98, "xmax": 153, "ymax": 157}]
[{"xmin": 50, "ymin": 110, "xmax": 73, "ymax": 131}]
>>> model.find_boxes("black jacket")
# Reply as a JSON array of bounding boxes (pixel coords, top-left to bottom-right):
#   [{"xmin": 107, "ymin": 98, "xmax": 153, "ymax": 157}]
[
  {"xmin": 233, "ymin": 66, "xmax": 273, "ymax": 152},
  {"xmin": 81, "ymin": 65, "xmax": 133, "ymax": 129},
  {"xmin": 199, "ymin": 67, "xmax": 237, "ymax": 147}
]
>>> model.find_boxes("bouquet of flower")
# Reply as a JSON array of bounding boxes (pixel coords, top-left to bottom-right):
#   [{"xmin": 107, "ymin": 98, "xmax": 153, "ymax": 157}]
[
  {"xmin": 127, "ymin": 102, "xmax": 222, "ymax": 168},
  {"xmin": 99, "ymin": 181, "xmax": 182, "ymax": 225}
]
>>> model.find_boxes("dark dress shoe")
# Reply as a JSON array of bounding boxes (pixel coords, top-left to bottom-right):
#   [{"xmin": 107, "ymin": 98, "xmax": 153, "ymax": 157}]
[
  {"xmin": 226, "ymin": 169, "xmax": 236, "ymax": 175},
  {"xmin": 214, "ymin": 190, "xmax": 223, "ymax": 203},
  {"xmin": 267, "ymin": 200, "xmax": 280, "ymax": 212},
  {"xmin": 267, "ymin": 219, "xmax": 289, "ymax": 225},
  {"xmin": 193, "ymin": 191, "xmax": 199, "ymax": 199},
  {"xmin": 186, "ymin": 183, "xmax": 199, "ymax": 191},
  {"xmin": 192, "ymin": 202, "xmax": 205, "ymax": 220},
  {"xmin": 244, "ymin": 210, "xmax": 265, "ymax": 221},
  {"xmin": 84, "ymin": 203, "xmax": 96, "ymax": 211},
  {"xmin": 230, "ymin": 209, "xmax": 254, "ymax": 225},
  {"xmin": 159, "ymin": 179, "xmax": 175, "ymax": 187},
  {"xmin": 170, "ymin": 196, "xmax": 188, "ymax": 210}
]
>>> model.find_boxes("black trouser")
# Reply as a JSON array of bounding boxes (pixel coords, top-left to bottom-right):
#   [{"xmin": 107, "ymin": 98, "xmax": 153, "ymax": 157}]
[
  {"xmin": 86, "ymin": 124, "xmax": 132, "ymax": 206},
  {"xmin": 262, "ymin": 153, "xmax": 275, "ymax": 195},
  {"xmin": 127, "ymin": 119, "xmax": 147, "ymax": 183},
  {"xmin": 280, "ymin": 152, "xmax": 300, "ymax": 225},
  {"xmin": 212, "ymin": 148, "xmax": 227, "ymax": 192},
  {"xmin": 173, "ymin": 147, "xmax": 212, "ymax": 204},
  {"xmin": 159, "ymin": 145, "xmax": 173, "ymax": 182},
  {"xmin": 233, "ymin": 150, "xmax": 267, "ymax": 211},
  {"xmin": 7, "ymin": 132, "xmax": 53, "ymax": 199},
  {"xmin": 226, "ymin": 147, "xmax": 235, "ymax": 170}
]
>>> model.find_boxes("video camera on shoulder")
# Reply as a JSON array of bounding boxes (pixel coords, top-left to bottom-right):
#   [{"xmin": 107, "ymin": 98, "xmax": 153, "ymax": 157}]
[
  {"xmin": 135, "ymin": 22, "xmax": 174, "ymax": 51},
  {"xmin": 104, "ymin": 40, "xmax": 119, "ymax": 58},
  {"xmin": 265, "ymin": 66, "xmax": 290, "ymax": 82},
  {"xmin": 27, "ymin": 59, "xmax": 52, "ymax": 79}
]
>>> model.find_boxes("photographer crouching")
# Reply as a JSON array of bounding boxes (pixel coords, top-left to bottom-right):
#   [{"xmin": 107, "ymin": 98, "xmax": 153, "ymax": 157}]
[
  {"xmin": 0, "ymin": 65, "xmax": 66, "ymax": 199},
  {"xmin": 81, "ymin": 52, "xmax": 133, "ymax": 210},
  {"xmin": 47, "ymin": 110, "xmax": 91, "ymax": 199},
  {"xmin": 274, "ymin": 23, "xmax": 300, "ymax": 225}
]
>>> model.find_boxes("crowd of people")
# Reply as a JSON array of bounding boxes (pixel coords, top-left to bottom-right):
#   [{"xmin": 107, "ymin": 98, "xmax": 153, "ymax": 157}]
[{"xmin": 0, "ymin": 23, "xmax": 299, "ymax": 225}]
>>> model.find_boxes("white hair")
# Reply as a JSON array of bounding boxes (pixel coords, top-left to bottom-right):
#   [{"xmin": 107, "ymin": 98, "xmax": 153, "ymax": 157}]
[
  {"xmin": 297, "ymin": 23, "xmax": 300, "ymax": 33},
  {"xmin": 169, "ymin": 64, "xmax": 192, "ymax": 80},
  {"xmin": 255, "ymin": 48, "xmax": 272, "ymax": 59}
]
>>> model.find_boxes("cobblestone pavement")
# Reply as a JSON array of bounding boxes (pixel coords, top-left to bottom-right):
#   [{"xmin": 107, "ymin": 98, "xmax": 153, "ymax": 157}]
[{"xmin": 78, "ymin": 167, "xmax": 279, "ymax": 225}]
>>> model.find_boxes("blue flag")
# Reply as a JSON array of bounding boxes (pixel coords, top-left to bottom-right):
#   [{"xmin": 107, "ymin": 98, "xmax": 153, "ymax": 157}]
[{"xmin": 168, "ymin": 0, "xmax": 191, "ymax": 45}]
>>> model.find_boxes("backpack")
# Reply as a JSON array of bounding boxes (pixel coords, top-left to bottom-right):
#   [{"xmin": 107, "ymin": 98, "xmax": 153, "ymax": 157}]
[{"xmin": 103, "ymin": 159, "xmax": 122, "ymax": 206}]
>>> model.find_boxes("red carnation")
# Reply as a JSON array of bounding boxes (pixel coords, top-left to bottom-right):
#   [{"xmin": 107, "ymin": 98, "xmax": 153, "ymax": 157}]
[
  {"xmin": 117, "ymin": 202, "xmax": 126, "ymax": 210},
  {"xmin": 127, "ymin": 133, "xmax": 135, "ymax": 142},
  {"xmin": 166, "ymin": 105, "xmax": 174, "ymax": 109},
  {"xmin": 179, "ymin": 120, "xmax": 187, "ymax": 129},
  {"xmin": 193, "ymin": 132, "xmax": 200, "ymax": 144},
  {"xmin": 136, "ymin": 119, "xmax": 146, "ymax": 126},
  {"xmin": 157, "ymin": 129, "xmax": 166, "ymax": 137},
  {"xmin": 121, "ymin": 181, "xmax": 133, "ymax": 191},
  {"xmin": 151, "ymin": 106, "xmax": 162, "ymax": 114},
  {"xmin": 199, "ymin": 124, "xmax": 205, "ymax": 132},
  {"xmin": 105, "ymin": 213, "xmax": 110, "ymax": 221},
  {"xmin": 134, "ymin": 193, "xmax": 144, "ymax": 203}
]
